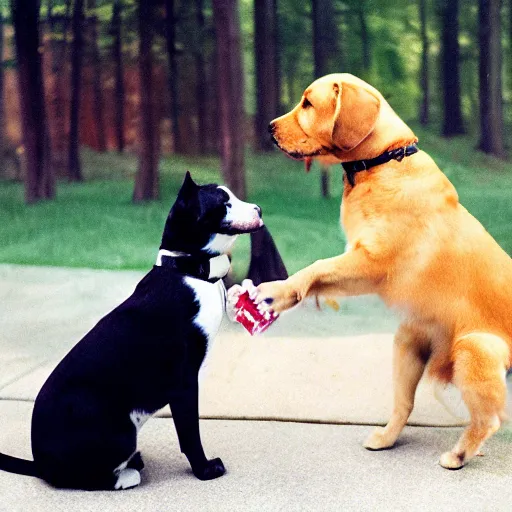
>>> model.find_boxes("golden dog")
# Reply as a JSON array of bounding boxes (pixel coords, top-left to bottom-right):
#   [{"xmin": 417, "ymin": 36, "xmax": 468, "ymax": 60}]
[{"xmin": 255, "ymin": 73, "xmax": 511, "ymax": 469}]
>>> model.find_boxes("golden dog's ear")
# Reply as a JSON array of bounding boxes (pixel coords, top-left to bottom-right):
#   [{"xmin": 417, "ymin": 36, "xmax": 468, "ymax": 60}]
[{"xmin": 331, "ymin": 82, "xmax": 381, "ymax": 152}]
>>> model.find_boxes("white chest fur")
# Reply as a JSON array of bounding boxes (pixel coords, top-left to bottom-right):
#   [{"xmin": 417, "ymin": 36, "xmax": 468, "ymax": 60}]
[{"xmin": 184, "ymin": 276, "xmax": 226, "ymax": 378}]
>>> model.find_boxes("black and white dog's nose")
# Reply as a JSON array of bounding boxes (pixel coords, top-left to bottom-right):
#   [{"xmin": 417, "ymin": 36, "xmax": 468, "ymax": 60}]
[{"xmin": 255, "ymin": 206, "xmax": 262, "ymax": 218}]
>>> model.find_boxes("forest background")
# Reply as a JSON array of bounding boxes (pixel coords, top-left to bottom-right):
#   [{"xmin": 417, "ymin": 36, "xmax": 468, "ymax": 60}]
[{"xmin": 1, "ymin": 0, "xmax": 511, "ymax": 278}]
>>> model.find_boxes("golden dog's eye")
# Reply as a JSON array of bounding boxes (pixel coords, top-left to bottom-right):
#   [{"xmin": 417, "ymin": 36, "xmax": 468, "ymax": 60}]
[{"xmin": 302, "ymin": 98, "xmax": 313, "ymax": 109}]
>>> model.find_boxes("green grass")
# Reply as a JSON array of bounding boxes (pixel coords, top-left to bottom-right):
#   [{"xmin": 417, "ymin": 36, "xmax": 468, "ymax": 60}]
[
  {"xmin": 2, "ymin": 129, "xmax": 512, "ymax": 277},
  {"xmin": 0, "ymin": 148, "xmax": 345, "ymax": 277}
]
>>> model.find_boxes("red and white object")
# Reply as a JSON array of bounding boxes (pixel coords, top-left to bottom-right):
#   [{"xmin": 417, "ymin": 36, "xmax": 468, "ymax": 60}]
[{"xmin": 234, "ymin": 290, "xmax": 278, "ymax": 335}]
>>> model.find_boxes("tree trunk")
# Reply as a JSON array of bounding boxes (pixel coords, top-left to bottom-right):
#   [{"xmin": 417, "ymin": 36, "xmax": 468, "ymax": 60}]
[
  {"xmin": 478, "ymin": 0, "xmax": 505, "ymax": 157},
  {"xmin": 438, "ymin": 0, "xmax": 465, "ymax": 136},
  {"xmin": 358, "ymin": 3, "xmax": 371, "ymax": 72},
  {"xmin": 312, "ymin": 0, "xmax": 338, "ymax": 198},
  {"xmin": 133, "ymin": 0, "xmax": 159, "ymax": 202},
  {"xmin": 87, "ymin": 0, "xmax": 106, "ymax": 152},
  {"xmin": 0, "ymin": 10, "xmax": 5, "ymax": 167},
  {"xmin": 274, "ymin": 0, "xmax": 283, "ymax": 114},
  {"xmin": 112, "ymin": 0, "xmax": 125, "ymax": 153},
  {"xmin": 419, "ymin": 0, "xmax": 430, "ymax": 125},
  {"xmin": 207, "ymin": 32, "xmax": 221, "ymax": 154},
  {"xmin": 212, "ymin": 0, "xmax": 246, "ymax": 200},
  {"xmin": 68, "ymin": 0, "xmax": 85, "ymax": 181},
  {"xmin": 510, "ymin": 0, "xmax": 512, "ymax": 89},
  {"xmin": 164, "ymin": 0, "xmax": 183, "ymax": 153},
  {"xmin": 254, "ymin": 0, "xmax": 280, "ymax": 151},
  {"xmin": 312, "ymin": 0, "xmax": 339, "ymax": 77},
  {"xmin": 320, "ymin": 166, "xmax": 330, "ymax": 197},
  {"xmin": 12, "ymin": 0, "xmax": 55, "ymax": 203},
  {"xmin": 337, "ymin": 6, "xmax": 346, "ymax": 71},
  {"xmin": 195, "ymin": 0, "xmax": 207, "ymax": 154},
  {"xmin": 47, "ymin": 0, "xmax": 71, "ymax": 175}
]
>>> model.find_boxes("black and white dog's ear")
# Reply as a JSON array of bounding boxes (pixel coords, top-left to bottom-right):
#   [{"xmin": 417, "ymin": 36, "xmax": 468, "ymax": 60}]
[
  {"xmin": 181, "ymin": 171, "xmax": 198, "ymax": 194},
  {"xmin": 176, "ymin": 171, "xmax": 199, "ymax": 204},
  {"xmin": 172, "ymin": 171, "xmax": 201, "ymax": 220}
]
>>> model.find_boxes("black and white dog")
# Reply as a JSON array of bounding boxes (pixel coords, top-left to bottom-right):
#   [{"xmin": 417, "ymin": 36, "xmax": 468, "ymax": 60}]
[{"xmin": 0, "ymin": 172, "xmax": 263, "ymax": 490}]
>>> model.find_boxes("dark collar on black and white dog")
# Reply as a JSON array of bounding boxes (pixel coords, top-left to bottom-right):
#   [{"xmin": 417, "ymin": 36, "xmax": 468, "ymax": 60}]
[
  {"xmin": 155, "ymin": 250, "xmax": 230, "ymax": 283},
  {"xmin": 342, "ymin": 143, "xmax": 419, "ymax": 187}
]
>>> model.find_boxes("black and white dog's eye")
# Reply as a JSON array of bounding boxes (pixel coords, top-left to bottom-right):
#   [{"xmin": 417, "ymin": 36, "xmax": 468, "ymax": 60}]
[{"xmin": 226, "ymin": 202, "xmax": 232, "ymax": 208}]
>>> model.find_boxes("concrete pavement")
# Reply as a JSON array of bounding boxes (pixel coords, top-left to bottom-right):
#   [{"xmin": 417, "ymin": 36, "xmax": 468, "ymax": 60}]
[
  {"xmin": 1, "ymin": 401, "xmax": 512, "ymax": 512},
  {"xmin": 1, "ymin": 265, "xmax": 511, "ymax": 511}
]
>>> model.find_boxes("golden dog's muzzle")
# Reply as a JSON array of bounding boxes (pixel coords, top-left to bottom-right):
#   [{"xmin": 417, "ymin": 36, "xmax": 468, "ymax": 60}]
[{"xmin": 268, "ymin": 118, "xmax": 325, "ymax": 160}]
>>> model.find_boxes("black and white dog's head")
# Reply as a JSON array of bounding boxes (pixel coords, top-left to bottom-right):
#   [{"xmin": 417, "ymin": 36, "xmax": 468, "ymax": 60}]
[{"xmin": 161, "ymin": 172, "xmax": 263, "ymax": 255}]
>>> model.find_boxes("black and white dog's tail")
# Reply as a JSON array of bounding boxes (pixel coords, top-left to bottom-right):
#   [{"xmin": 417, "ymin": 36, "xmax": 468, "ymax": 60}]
[{"xmin": 0, "ymin": 452, "xmax": 38, "ymax": 477}]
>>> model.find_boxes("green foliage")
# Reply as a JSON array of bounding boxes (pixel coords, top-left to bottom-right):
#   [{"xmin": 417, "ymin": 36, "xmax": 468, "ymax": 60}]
[
  {"xmin": 270, "ymin": 0, "xmax": 512, "ymax": 144},
  {"xmin": 9, "ymin": 0, "xmax": 512, "ymax": 145},
  {"xmin": 275, "ymin": 0, "xmax": 426, "ymax": 120},
  {"xmin": 277, "ymin": 0, "xmax": 314, "ymax": 109}
]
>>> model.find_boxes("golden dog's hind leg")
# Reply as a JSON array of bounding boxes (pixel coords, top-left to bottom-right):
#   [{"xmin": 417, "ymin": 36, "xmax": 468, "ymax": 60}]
[
  {"xmin": 439, "ymin": 332, "xmax": 509, "ymax": 470},
  {"xmin": 363, "ymin": 324, "xmax": 428, "ymax": 450},
  {"xmin": 364, "ymin": 324, "xmax": 428, "ymax": 450}
]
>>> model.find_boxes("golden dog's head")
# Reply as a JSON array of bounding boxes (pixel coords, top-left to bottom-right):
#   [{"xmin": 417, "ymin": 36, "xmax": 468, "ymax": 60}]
[{"xmin": 269, "ymin": 73, "xmax": 416, "ymax": 166}]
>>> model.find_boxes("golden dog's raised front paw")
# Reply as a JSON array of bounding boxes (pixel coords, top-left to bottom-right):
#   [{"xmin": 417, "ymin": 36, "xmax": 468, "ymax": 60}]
[
  {"xmin": 363, "ymin": 427, "xmax": 396, "ymax": 451},
  {"xmin": 439, "ymin": 451, "xmax": 465, "ymax": 470},
  {"xmin": 254, "ymin": 280, "xmax": 300, "ymax": 314}
]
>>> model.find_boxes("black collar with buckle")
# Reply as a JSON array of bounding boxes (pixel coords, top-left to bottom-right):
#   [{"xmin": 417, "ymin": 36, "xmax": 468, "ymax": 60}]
[
  {"xmin": 155, "ymin": 250, "xmax": 230, "ymax": 284},
  {"xmin": 341, "ymin": 143, "xmax": 419, "ymax": 187}
]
